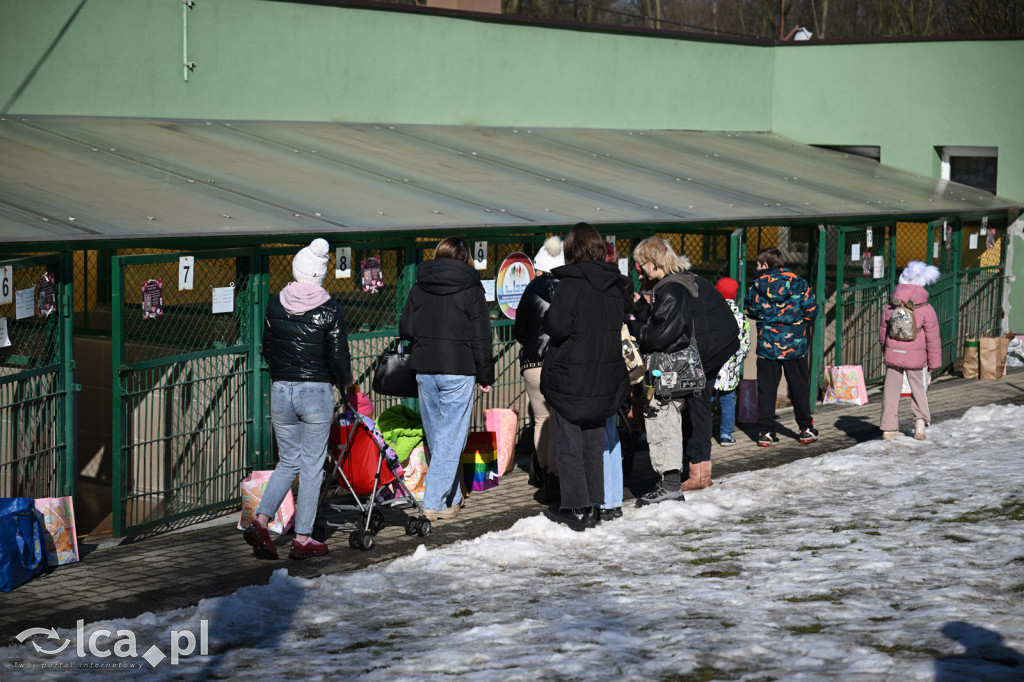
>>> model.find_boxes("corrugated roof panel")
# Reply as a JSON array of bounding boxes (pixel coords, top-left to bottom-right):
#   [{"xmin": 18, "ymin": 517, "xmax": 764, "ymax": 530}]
[{"xmin": 0, "ymin": 117, "xmax": 1018, "ymax": 244}]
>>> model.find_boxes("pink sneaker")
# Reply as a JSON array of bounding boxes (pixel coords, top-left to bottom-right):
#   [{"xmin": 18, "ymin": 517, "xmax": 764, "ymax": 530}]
[
  {"xmin": 289, "ymin": 537, "xmax": 328, "ymax": 560},
  {"xmin": 243, "ymin": 519, "xmax": 278, "ymax": 559}
]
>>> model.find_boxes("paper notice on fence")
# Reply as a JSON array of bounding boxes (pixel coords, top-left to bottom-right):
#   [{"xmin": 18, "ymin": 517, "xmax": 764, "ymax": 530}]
[
  {"xmin": 850, "ymin": 243, "xmax": 861, "ymax": 261},
  {"xmin": 15, "ymin": 288, "xmax": 34, "ymax": 319},
  {"xmin": 0, "ymin": 318, "xmax": 10, "ymax": 348},
  {"xmin": 212, "ymin": 286, "xmax": 235, "ymax": 314},
  {"xmin": 969, "ymin": 233, "xmax": 978, "ymax": 250},
  {"xmin": 481, "ymin": 279, "xmax": 496, "ymax": 302}
]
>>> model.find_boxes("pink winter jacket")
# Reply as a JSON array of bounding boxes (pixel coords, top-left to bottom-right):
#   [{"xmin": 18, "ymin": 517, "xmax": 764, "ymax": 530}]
[{"xmin": 878, "ymin": 283, "xmax": 942, "ymax": 371}]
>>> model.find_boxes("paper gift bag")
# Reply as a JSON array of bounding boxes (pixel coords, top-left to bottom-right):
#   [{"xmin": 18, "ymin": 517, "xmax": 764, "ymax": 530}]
[
  {"xmin": 962, "ymin": 338, "xmax": 980, "ymax": 379},
  {"xmin": 237, "ymin": 471, "xmax": 295, "ymax": 535},
  {"xmin": 736, "ymin": 379, "xmax": 758, "ymax": 423},
  {"xmin": 900, "ymin": 368, "xmax": 932, "ymax": 397},
  {"xmin": 402, "ymin": 442, "xmax": 429, "ymax": 502},
  {"xmin": 483, "ymin": 408, "xmax": 518, "ymax": 476},
  {"xmin": 33, "ymin": 497, "xmax": 79, "ymax": 566},
  {"xmin": 461, "ymin": 431, "xmax": 499, "ymax": 492},
  {"xmin": 822, "ymin": 365, "xmax": 869, "ymax": 405},
  {"xmin": 979, "ymin": 336, "xmax": 1010, "ymax": 381}
]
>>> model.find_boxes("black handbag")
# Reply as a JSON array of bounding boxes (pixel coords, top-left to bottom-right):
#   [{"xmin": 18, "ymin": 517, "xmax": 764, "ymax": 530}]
[
  {"xmin": 645, "ymin": 307, "xmax": 705, "ymax": 399},
  {"xmin": 371, "ymin": 341, "xmax": 419, "ymax": 398}
]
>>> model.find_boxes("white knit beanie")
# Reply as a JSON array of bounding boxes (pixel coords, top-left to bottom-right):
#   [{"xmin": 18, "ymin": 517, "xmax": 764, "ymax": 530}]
[
  {"xmin": 533, "ymin": 235, "xmax": 565, "ymax": 272},
  {"xmin": 293, "ymin": 238, "xmax": 330, "ymax": 285}
]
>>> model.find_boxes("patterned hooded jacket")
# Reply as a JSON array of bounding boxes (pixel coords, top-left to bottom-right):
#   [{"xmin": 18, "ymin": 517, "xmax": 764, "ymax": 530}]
[
  {"xmin": 714, "ymin": 299, "xmax": 751, "ymax": 391},
  {"xmin": 744, "ymin": 268, "xmax": 818, "ymax": 360}
]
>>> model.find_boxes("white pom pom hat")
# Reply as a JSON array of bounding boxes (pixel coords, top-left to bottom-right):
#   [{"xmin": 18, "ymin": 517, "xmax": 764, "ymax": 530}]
[
  {"xmin": 898, "ymin": 260, "xmax": 941, "ymax": 287},
  {"xmin": 534, "ymin": 235, "xmax": 565, "ymax": 272},
  {"xmin": 293, "ymin": 238, "xmax": 330, "ymax": 285}
]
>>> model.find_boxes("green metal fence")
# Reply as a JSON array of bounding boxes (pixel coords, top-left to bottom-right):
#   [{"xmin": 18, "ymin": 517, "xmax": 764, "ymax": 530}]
[
  {"xmin": 0, "ymin": 253, "xmax": 75, "ymax": 499},
  {"xmin": 112, "ymin": 249, "xmax": 256, "ymax": 536}
]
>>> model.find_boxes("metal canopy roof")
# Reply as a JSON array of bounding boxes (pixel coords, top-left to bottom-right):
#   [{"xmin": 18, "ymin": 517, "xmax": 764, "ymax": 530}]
[{"xmin": 0, "ymin": 116, "xmax": 1019, "ymax": 245}]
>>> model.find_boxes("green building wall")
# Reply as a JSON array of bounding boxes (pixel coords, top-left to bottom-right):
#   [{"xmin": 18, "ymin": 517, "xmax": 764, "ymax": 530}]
[{"xmin": 2, "ymin": 0, "xmax": 1023, "ymax": 330}]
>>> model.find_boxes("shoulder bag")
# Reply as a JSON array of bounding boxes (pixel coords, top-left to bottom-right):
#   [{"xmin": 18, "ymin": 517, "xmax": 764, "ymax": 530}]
[
  {"xmin": 645, "ymin": 306, "xmax": 705, "ymax": 399},
  {"xmin": 371, "ymin": 340, "xmax": 419, "ymax": 398}
]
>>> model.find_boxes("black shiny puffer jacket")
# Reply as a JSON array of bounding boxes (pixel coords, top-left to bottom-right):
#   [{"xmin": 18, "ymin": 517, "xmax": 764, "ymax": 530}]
[
  {"xmin": 262, "ymin": 295, "xmax": 353, "ymax": 388},
  {"xmin": 513, "ymin": 272, "xmax": 559, "ymax": 371}
]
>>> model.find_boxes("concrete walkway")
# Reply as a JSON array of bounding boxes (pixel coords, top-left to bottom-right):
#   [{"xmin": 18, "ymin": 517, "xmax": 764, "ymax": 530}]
[{"xmin": 2, "ymin": 369, "xmax": 1022, "ymax": 644}]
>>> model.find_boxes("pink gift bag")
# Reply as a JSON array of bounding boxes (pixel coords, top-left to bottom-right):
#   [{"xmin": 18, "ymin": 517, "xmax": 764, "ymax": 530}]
[
  {"xmin": 33, "ymin": 497, "xmax": 79, "ymax": 567},
  {"xmin": 822, "ymin": 365, "xmax": 869, "ymax": 406},
  {"xmin": 237, "ymin": 470, "xmax": 295, "ymax": 535},
  {"xmin": 736, "ymin": 379, "xmax": 758, "ymax": 424},
  {"xmin": 484, "ymin": 408, "xmax": 518, "ymax": 476}
]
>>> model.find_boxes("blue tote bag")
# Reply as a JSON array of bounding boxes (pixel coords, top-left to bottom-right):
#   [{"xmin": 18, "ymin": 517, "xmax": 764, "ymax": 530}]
[{"xmin": 0, "ymin": 497, "xmax": 48, "ymax": 592}]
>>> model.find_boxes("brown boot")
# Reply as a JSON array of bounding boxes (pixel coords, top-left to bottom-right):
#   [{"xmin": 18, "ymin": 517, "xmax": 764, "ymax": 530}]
[{"xmin": 681, "ymin": 461, "xmax": 713, "ymax": 491}]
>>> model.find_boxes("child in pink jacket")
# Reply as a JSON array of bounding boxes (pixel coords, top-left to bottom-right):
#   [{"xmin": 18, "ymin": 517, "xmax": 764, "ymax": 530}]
[{"xmin": 878, "ymin": 261, "xmax": 942, "ymax": 440}]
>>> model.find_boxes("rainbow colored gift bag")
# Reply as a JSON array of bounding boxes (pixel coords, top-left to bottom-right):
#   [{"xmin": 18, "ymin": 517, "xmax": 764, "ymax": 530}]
[
  {"xmin": 402, "ymin": 442, "xmax": 429, "ymax": 502},
  {"xmin": 33, "ymin": 497, "xmax": 79, "ymax": 566},
  {"xmin": 461, "ymin": 431, "xmax": 499, "ymax": 492},
  {"xmin": 483, "ymin": 408, "xmax": 518, "ymax": 476},
  {"xmin": 822, "ymin": 365, "xmax": 869, "ymax": 406},
  {"xmin": 237, "ymin": 471, "xmax": 296, "ymax": 535}
]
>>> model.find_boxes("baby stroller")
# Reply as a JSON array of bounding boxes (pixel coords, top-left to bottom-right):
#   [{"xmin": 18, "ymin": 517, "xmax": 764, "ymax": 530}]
[{"xmin": 314, "ymin": 401, "xmax": 431, "ymax": 550}]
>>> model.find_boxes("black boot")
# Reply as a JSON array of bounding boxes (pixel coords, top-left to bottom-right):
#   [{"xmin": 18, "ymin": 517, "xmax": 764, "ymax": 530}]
[
  {"xmin": 543, "ymin": 505, "xmax": 593, "ymax": 532},
  {"xmin": 543, "ymin": 474, "xmax": 561, "ymax": 507}
]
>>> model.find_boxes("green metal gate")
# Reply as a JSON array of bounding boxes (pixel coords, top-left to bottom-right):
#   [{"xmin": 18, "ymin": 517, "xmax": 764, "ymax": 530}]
[
  {"xmin": 833, "ymin": 223, "xmax": 897, "ymax": 385},
  {"xmin": 0, "ymin": 253, "xmax": 76, "ymax": 499},
  {"xmin": 112, "ymin": 249, "xmax": 257, "ymax": 536}
]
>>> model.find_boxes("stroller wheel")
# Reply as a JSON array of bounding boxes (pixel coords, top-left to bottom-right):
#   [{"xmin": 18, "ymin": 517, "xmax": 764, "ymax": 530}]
[
  {"xmin": 405, "ymin": 517, "xmax": 418, "ymax": 536},
  {"xmin": 370, "ymin": 509, "xmax": 386, "ymax": 534},
  {"xmin": 357, "ymin": 530, "xmax": 375, "ymax": 551},
  {"xmin": 416, "ymin": 517, "xmax": 431, "ymax": 537},
  {"xmin": 348, "ymin": 530, "xmax": 360, "ymax": 549}
]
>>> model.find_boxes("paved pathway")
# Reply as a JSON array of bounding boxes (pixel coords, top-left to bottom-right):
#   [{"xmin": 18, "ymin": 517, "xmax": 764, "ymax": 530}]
[{"xmin": 2, "ymin": 369, "xmax": 1022, "ymax": 643}]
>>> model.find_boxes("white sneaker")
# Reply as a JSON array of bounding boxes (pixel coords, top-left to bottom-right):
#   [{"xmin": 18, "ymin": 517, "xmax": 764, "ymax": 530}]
[
  {"xmin": 882, "ymin": 431, "xmax": 903, "ymax": 440},
  {"xmin": 914, "ymin": 419, "xmax": 926, "ymax": 441}
]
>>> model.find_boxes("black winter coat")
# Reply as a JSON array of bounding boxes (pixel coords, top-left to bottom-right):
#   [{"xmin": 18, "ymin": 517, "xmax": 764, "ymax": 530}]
[
  {"xmin": 634, "ymin": 271, "xmax": 740, "ymax": 370},
  {"xmin": 540, "ymin": 261, "xmax": 630, "ymax": 425},
  {"xmin": 513, "ymin": 273, "xmax": 559, "ymax": 371},
  {"xmin": 399, "ymin": 258, "xmax": 495, "ymax": 386},
  {"xmin": 263, "ymin": 296, "xmax": 353, "ymax": 389}
]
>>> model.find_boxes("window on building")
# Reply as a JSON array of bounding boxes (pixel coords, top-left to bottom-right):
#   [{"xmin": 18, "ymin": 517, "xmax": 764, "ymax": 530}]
[
  {"xmin": 816, "ymin": 145, "xmax": 881, "ymax": 162},
  {"xmin": 939, "ymin": 146, "xmax": 998, "ymax": 194}
]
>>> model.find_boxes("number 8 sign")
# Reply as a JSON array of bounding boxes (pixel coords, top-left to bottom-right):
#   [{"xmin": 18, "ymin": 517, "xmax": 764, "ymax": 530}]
[{"xmin": 0, "ymin": 266, "xmax": 12, "ymax": 305}]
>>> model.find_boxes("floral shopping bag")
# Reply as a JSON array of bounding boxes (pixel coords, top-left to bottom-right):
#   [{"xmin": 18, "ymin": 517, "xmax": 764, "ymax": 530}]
[
  {"xmin": 33, "ymin": 497, "xmax": 79, "ymax": 566},
  {"xmin": 822, "ymin": 365, "xmax": 869, "ymax": 406},
  {"xmin": 237, "ymin": 471, "xmax": 295, "ymax": 535}
]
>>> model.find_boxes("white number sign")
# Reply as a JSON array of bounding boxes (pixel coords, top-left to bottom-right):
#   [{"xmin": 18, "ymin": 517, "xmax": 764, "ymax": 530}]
[
  {"xmin": 0, "ymin": 266, "xmax": 11, "ymax": 305},
  {"xmin": 179, "ymin": 256, "xmax": 195, "ymax": 290},
  {"xmin": 473, "ymin": 241, "xmax": 488, "ymax": 270},
  {"xmin": 335, "ymin": 247, "xmax": 352, "ymax": 278}
]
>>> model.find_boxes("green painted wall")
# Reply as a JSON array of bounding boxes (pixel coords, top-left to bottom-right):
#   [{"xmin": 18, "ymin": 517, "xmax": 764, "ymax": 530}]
[
  {"xmin": 0, "ymin": 0, "xmax": 772, "ymax": 130},
  {"xmin": 772, "ymin": 40, "xmax": 1024, "ymax": 203}
]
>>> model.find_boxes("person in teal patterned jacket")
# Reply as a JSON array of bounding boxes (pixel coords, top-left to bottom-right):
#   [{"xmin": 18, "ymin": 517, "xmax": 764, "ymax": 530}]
[{"xmin": 744, "ymin": 247, "xmax": 819, "ymax": 447}]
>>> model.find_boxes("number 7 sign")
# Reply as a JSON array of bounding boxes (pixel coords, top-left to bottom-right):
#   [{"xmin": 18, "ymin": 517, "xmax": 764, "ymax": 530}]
[{"xmin": 179, "ymin": 256, "xmax": 195, "ymax": 290}]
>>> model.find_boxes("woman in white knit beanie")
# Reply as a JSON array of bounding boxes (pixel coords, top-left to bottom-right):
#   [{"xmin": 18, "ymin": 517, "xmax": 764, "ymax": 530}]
[{"xmin": 244, "ymin": 238, "xmax": 352, "ymax": 561}]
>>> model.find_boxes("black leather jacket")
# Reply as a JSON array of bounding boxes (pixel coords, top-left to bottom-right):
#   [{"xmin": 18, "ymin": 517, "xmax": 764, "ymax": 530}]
[
  {"xmin": 513, "ymin": 273, "xmax": 559, "ymax": 371},
  {"xmin": 262, "ymin": 296, "xmax": 352, "ymax": 388}
]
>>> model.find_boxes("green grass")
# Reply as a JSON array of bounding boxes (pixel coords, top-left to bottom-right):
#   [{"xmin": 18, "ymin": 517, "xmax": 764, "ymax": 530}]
[
  {"xmin": 948, "ymin": 499, "xmax": 1024, "ymax": 524},
  {"xmin": 943, "ymin": 534, "xmax": 972, "ymax": 543},
  {"xmin": 784, "ymin": 591, "xmax": 844, "ymax": 604},
  {"xmin": 452, "ymin": 609, "xmax": 474, "ymax": 618},
  {"xmin": 698, "ymin": 569, "xmax": 740, "ymax": 578},
  {"xmin": 786, "ymin": 623, "xmax": 824, "ymax": 635},
  {"xmin": 871, "ymin": 643, "xmax": 943, "ymax": 657},
  {"xmin": 688, "ymin": 556, "xmax": 726, "ymax": 565}
]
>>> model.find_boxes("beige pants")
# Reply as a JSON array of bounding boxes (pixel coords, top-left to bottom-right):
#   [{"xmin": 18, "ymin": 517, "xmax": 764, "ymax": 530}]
[
  {"xmin": 880, "ymin": 366, "xmax": 930, "ymax": 432},
  {"xmin": 523, "ymin": 367, "xmax": 556, "ymax": 474}
]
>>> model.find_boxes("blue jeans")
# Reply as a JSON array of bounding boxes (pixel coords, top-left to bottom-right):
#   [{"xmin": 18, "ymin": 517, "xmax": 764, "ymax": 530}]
[
  {"xmin": 259, "ymin": 381, "xmax": 334, "ymax": 536},
  {"xmin": 712, "ymin": 388, "xmax": 737, "ymax": 439},
  {"xmin": 417, "ymin": 374, "xmax": 475, "ymax": 512},
  {"xmin": 601, "ymin": 415, "xmax": 623, "ymax": 510}
]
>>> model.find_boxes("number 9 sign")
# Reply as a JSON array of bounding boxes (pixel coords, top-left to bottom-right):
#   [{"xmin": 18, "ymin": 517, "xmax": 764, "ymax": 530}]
[{"xmin": 473, "ymin": 241, "xmax": 487, "ymax": 270}]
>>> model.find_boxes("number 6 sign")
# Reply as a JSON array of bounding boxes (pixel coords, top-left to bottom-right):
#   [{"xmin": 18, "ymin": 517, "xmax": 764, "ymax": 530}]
[{"xmin": 0, "ymin": 266, "xmax": 11, "ymax": 305}]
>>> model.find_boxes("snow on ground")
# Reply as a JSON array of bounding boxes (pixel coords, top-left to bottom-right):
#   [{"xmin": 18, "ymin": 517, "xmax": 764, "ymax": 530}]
[{"xmin": 3, "ymin": 404, "xmax": 1024, "ymax": 681}]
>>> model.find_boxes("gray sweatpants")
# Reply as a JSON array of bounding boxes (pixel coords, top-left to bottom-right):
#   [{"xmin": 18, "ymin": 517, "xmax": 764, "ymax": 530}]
[{"xmin": 644, "ymin": 397, "xmax": 687, "ymax": 475}]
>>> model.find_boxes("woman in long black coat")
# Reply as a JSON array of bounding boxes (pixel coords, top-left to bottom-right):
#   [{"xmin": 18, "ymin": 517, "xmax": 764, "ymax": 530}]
[{"xmin": 540, "ymin": 222, "xmax": 630, "ymax": 531}]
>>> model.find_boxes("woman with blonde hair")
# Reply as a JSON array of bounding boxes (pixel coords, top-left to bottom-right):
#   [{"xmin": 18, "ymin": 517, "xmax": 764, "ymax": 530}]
[{"xmin": 631, "ymin": 237, "xmax": 739, "ymax": 503}]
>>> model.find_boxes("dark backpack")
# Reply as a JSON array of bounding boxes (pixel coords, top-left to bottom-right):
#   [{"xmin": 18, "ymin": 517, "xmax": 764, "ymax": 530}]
[{"xmin": 887, "ymin": 297, "xmax": 918, "ymax": 342}]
